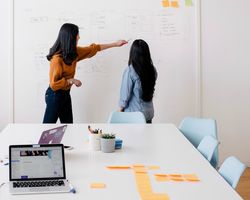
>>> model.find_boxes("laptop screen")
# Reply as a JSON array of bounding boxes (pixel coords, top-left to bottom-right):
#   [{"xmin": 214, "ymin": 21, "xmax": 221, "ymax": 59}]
[{"xmin": 9, "ymin": 144, "xmax": 66, "ymax": 181}]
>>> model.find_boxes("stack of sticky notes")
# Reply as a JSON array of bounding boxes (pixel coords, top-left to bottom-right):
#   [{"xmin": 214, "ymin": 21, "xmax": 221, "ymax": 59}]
[
  {"xmin": 115, "ymin": 139, "xmax": 123, "ymax": 149},
  {"xmin": 154, "ymin": 173, "xmax": 200, "ymax": 182}
]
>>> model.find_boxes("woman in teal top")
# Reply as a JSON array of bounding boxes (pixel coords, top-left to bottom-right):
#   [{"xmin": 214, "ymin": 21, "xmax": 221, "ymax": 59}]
[{"xmin": 119, "ymin": 39, "xmax": 157, "ymax": 123}]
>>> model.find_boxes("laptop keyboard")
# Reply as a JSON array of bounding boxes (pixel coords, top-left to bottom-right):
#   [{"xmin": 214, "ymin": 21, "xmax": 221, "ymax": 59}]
[{"xmin": 13, "ymin": 180, "xmax": 65, "ymax": 188}]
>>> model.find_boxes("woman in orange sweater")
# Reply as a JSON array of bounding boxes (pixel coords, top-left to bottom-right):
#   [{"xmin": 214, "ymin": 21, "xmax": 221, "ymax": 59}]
[{"xmin": 43, "ymin": 23, "xmax": 127, "ymax": 123}]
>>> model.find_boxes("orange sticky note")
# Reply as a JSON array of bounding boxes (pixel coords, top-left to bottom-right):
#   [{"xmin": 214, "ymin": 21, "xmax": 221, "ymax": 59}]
[
  {"xmin": 106, "ymin": 166, "xmax": 131, "ymax": 169},
  {"xmin": 154, "ymin": 174, "xmax": 168, "ymax": 177},
  {"xmin": 169, "ymin": 174, "xmax": 182, "ymax": 177},
  {"xmin": 133, "ymin": 164, "xmax": 145, "ymax": 168},
  {"xmin": 90, "ymin": 183, "xmax": 106, "ymax": 189},
  {"xmin": 148, "ymin": 165, "xmax": 160, "ymax": 170},
  {"xmin": 171, "ymin": 1, "xmax": 179, "ymax": 8},
  {"xmin": 183, "ymin": 174, "xmax": 200, "ymax": 182},
  {"xmin": 170, "ymin": 177, "xmax": 184, "ymax": 181},
  {"xmin": 162, "ymin": 0, "xmax": 170, "ymax": 7},
  {"xmin": 155, "ymin": 176, "xmax": 169, "ymax": 182}
]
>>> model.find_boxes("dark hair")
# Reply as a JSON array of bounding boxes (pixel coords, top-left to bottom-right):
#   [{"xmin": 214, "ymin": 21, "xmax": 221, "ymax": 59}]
[
  {"xmin": 47, "ymin": 23, "xmax": 79, "ymax": 65},
  {"xmin": 128, "ymin": 39, "xmax": 156, "ymax": 102}
]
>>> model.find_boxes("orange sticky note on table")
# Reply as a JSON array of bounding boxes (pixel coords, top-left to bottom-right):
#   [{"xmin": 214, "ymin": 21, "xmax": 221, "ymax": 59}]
[
  {"xmin": 90, "ymin": 183, "xmax": 106, "ymax": 189},
  {"xmin": 148, "ymin": 165, "xmax": 160, "ymax": 170},
  {"xmin": 170, "ymin": 177, "xmax": 184, "ymax": 181},
  {"xmin": 154, "ymin": 174, "xmax": 168, "ymax": 177},
  {"xmin": 106, "ymin": 166, "xmax": 131, "ymax": 169},
  {"xmin": 183, "ymin": 174, "xmax": 200, "ymax": 182},
  {"xmin": 155, "ymin": 176, "xmax": 169, "ymax": 182},
  {"xmin": 171, "ymin": 1, "xmax": 179, "ymax": 8}
]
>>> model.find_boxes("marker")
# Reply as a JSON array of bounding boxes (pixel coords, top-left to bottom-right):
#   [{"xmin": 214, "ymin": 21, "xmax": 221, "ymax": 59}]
[
  {"xmin": 67, "ymin": 180, "xmax": 76, "ymax": 193},
  {"xmin": 0, "ymin": 182, "xmax": 5, "ymax": 188}
]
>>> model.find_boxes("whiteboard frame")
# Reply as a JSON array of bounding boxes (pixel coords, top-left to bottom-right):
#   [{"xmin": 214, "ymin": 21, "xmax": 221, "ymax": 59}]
[{"xmin": 11, "ymin": 0, "xmax": 202, "ymax": 122}]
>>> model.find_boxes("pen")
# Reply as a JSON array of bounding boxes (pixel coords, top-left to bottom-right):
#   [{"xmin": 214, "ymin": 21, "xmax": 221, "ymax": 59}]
[
  {"xmin": 0, "ymin": 182, "xmax": 5, "ymax": 188},
  {"xmin": 67, "ymin": 180, "xmax": 76, "ymax": 193}
]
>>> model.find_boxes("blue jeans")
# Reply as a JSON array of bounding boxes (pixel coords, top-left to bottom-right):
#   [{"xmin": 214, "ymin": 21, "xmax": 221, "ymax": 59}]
[{"xmin": 43, "ymin": 87, "xmax": 73, "ymax": 123}]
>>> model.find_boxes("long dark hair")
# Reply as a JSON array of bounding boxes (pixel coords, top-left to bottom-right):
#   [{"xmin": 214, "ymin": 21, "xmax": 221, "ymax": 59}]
[
  {"xmin": 47, "ymin": 23, "xmax": 79, "ymax": 65},
  {"xmin": 128, "ymin": 39, "xmax": 156, "ymax": 102}
]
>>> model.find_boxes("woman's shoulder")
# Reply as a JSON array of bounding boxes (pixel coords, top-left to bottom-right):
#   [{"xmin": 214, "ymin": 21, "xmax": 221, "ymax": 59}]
[{"xmin": 50, "ymin": 54, "xmax": 63, "ymax": 64}]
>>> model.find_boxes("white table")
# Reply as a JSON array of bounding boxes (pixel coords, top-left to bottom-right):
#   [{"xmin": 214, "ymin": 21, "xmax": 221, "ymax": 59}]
[{"xmin": 0, "ymin": 124, "xmax": 243, "ymax": 200}]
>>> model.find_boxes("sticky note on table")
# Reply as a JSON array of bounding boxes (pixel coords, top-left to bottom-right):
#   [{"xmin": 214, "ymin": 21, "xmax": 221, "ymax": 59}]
[
  {"xmin": 155, "ymin": 176, "xmax": 169, "ymax": 182},
  {"xmin": 90, "ymin": 183, "xmax": 106, "ymax": 189},
  {"xmin": 185, "ymin": 0, "xmax": 193, "ymax": 6},
  {"xmin": 106, "ymin": 165, "xmax": 131, "ymax": 169},
  {"xmin": 148, "ymin": 165, "xmax": 160, "ymax": 170},
  {"xmin": 183, "ymin": 174, "xmax": 200, "ymax": 181}
]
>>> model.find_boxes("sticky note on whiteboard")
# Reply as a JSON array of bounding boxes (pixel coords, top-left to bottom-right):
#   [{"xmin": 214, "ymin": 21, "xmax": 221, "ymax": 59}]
[
  {"xmin": 171, "ymin": 1, "xmax": 179, "ymax": 8},
  {"xmin": 162, "ymin": 0, "xmax": 170, "ymax": 7},
  {"xmin": 185, "ymin": 0, "xmax": 193, "ymax": 6}
]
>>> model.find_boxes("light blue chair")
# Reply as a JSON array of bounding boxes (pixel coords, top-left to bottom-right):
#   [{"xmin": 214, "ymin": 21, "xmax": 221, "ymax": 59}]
[
  {"xmin": 218, "ymin": 156, "xmax": 246, "ymax": 189},
  {"xmin": 197, "ymin": 135, "xmax": 219, "ymax": 164},
  {"xmin": 179, "ymin": 116, "xmax": 218, "ymax": 168},
  {"xmin": 108, "ymin": 111, "xmax": 146, "ymax": 123}
]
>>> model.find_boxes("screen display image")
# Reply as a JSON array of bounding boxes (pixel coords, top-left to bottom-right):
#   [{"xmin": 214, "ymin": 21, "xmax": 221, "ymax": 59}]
[{"xmin": 10, "ymin": 146, "xmax": 64, "ymax": 180}]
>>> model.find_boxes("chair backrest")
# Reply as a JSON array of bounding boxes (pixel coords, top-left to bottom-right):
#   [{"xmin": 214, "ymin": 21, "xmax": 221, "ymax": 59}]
[
  {"xmin": 218, "ymin": 156, "xmax": 246, "ymax": 189},
  {"xmin": 179, "ymin": 116, "xmax": 218, "ymax": 168},
  {"xmin": 108, "ymin": 111, "xmax": 146, "ymax": 123},
  {"xmin": 197, "ymin": 135, "xmax": 219, "ymax": 163}
]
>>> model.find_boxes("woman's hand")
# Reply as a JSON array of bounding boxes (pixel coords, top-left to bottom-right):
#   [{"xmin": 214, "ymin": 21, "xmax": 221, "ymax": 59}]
[
  {"xmin": 73, "ymin": 79, "xmax": 82, "ymax": 87},
  {"xmin": 68, "ymin": 78, "xmax": 82, "ymax": 87},
  {"xmin": 115, "ymin": 40, "xmax": 128, "ymax": 47}
]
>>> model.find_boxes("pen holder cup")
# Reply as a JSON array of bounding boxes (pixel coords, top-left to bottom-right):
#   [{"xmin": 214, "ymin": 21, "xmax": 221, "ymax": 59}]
[{"xmin": 89, "ymin": 133, "xmax": 101, "ymax": 151}]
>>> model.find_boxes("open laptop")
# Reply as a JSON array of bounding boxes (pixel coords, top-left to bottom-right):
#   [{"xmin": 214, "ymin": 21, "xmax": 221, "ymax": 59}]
[
  {"xmin": 9, "ymin": 144, "xmax": 71, "ymax": 194},
  {"xmin": 38, "ymin": 125, "xmax": 67, "ymax": 144}
]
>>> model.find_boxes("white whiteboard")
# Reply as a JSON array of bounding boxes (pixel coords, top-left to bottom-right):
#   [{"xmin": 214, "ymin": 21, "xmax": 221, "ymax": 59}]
[{"xmin": 13, "ymin": 0, "xmax": 200, "ymax": 123}]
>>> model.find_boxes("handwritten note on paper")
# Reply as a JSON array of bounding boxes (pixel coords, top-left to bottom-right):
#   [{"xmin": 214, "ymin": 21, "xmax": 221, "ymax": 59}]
[{"xmin": 185, "ymin": 0, "xmax": 193, "ymax": 7}]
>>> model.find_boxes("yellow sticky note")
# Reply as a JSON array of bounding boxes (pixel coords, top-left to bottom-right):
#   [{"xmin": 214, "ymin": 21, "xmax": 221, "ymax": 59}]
[
  {"xmin": 90, "ymin": 183, "xmax": 106, "ymax": 189},
  {"xmin": 185, "ymin": 0, "xmax": 193, "ymax": 6},
  {"xmin": 171, "ymin": 1, "xmax": 179, "ymax": 8},
  {"xmin": 148, "ymin": 165, "xmax": 160, "ymax": 170},
  {"xmin": 162, "ymin": 0, "xmax": 170, "ymax": 7}
]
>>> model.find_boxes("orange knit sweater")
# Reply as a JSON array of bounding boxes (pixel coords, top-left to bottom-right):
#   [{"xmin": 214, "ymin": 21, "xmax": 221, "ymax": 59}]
[{"xmin": 49, "ymin": 44, "xmax": 101, "ymax": 91}]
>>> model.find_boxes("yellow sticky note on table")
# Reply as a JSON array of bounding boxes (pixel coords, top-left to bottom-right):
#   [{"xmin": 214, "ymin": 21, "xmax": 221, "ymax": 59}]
[
  {"xmin": 185, "ymin": 0, "xmax": 193, "ymax": 6},
  {"xmin": 171, "ymin": 1, "xmax": 179, "ymax": 8},
  {"xmin": 90, "ymin": 183, "xmax": 106, "ymax": 189}
]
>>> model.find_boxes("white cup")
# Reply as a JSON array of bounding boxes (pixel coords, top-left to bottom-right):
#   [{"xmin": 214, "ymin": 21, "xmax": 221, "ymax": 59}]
[{"xmin": 89, "ymin": 133, "xmax": 101, "ymax": 151}]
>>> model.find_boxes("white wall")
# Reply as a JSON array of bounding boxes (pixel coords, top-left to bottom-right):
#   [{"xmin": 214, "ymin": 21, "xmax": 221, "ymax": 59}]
[
  {"xmin": 0, "ymin": 0, "xmax": 11, "ymax": 131},
  {"xmin": 201, "ymin": 0, "xmax": 250, "ymax": 166},
  {"xmin": 0, "ymin": 0, "xmax": 249, "ymax": 166}
]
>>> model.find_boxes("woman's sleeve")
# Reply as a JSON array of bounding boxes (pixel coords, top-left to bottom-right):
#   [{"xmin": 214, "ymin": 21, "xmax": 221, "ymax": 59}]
[
  {"xmin": 77, "ymin": 44, "xmax": 101, "ymax": 61},
  {"xmin": 49, "ymin": 59, "xmax": 68, "ymax": 91},
  {"xmin": 119, "ymin": 67, "xmax": 133, "ymax": 108}
]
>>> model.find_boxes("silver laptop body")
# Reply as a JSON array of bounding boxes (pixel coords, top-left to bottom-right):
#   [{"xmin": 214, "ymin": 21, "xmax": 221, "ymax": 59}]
[{"xmin": 9, "ymin": 144, "xmax": 70, "ymax": 194}]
